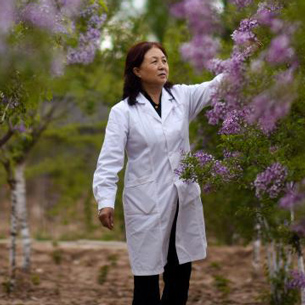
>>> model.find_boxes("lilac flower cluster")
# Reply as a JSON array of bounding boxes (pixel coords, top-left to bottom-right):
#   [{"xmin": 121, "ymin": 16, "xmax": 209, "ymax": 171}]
[
  {"xmin": 174, "ymin": 162, "xmax": 197, "ymax": 184},
  {"xmin": 232, "ymin": 18, "xmax": 259, "ymax": 46},
  {"xmin": 171, "ymin": 0, "xmax": 221, "ymax": 71},
  {"xmin": 60, "ymin": 0, "xmax": 82, "ymax": 17},
  {"xmin": 287, "ymin": 270, "xmax": 305, "ymax": 289},
  {"xmin": 255, "ymin": 2, "xmax": 298, "ymax": 66},
  {"xmin": 279, "ymin": 181, "xmax": 305, "ymax": 210},
  {"xmin": 22, "ymin": 0, "xmax": 68, "ymax": 34},
  {"xmin": 175, "ymin": 150, "xmax": 238, "ymax": 189},
  {"xmin": 67, "ymin": 5, "xmax": 106, "ymax": 65},
  {"xmin": 171, "ymin": 0, "xmax": 219, "ymax": 35},
  {"xmin": 218, "ymin": 108, "xmax": 251, "ymax": 135},
  {"xmin": 180, "ymin": 36, "xmax": 220, "ymax": 71},
  {"xmin": 223, "ymin": 150, "xmax": 241, "ymax": 159},
  {"xmin": 0, "ymin": 0, "xmax": 16, "ymax": 53},
  {"xmin": 13, "ymin": 122, "xmax": 27, "ymax": 133},
  {"xmin": 0, "ymin": 0, "xmax": 15, "ymax": 35},
  {"xmin": 266, "ymin": 34, "xmax": 295, "ymax": 64},
  {"xmin": 206, "ymin": 15, "xmax": 260, "ymax": 127},
  {"xmin": 206, "ymin": 51, "xmax": 250, "ymax": 130},
  {"xmin": 230, "ymin": 0, "xmax": 254, "ymax": 9},
  {"xmin": 255, "ymin": 2, "xmax": 283, "ymax": 29},
  {"xmin": 248, "ymin": 66, "xmax": 297, "ymax": 133},
  {"xmin": 206, "ymin": 100, "xmax": 228, "ymax": 125},
  {"xmin": 0, "ymin": 0, "xmax": 106, "ymax": 73},
  {"xmin": 212, "ymin": 160, "xmax": 232, "ymax": 181},
  {"xmin": 194, "ymin": 151, "xmax": 214, "ymax": 166},
  {"xmin": 254, "ymin": 162, "xmax": 288, "ymax": 199},
  {"xmin": 208, "ymin": 1, "xmax": 298, "ymax": 135}
]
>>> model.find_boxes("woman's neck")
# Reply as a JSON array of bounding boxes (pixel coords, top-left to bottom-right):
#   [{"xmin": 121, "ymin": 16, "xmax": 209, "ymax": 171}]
[{"xmin": 142, "ymin": 84, "xmax": 162, "ymax": 105}]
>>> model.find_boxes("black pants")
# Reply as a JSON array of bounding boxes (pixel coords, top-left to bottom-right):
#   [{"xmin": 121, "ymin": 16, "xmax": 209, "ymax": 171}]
[{"xmin": 132, "ymin": 201, "xmax": 192, "ymax": 305}]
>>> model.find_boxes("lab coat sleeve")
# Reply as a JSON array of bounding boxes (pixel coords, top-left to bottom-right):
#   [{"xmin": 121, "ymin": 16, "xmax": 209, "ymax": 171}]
[
  {"xmin": 187, "ymin": 73, "xmax": 226, "ymax": 121},
  {"xmin": 92, "ymin": 105, "xmax": 128, "ymax": 211}
]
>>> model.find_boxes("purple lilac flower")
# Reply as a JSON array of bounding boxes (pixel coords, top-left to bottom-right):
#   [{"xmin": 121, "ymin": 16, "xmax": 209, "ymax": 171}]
[
  {"xmin": 213, "ymin": 47, "xmax": 248, "ymax": 91},
  {"xmin": 214, "ymin": 159, "xmax": 241, "ymax": 182},
  {"xmin": 67, "ymin": 6, "xmax": 106, "ymax": 65},
  {"xmin": 279, "ymin": 189, "xmax": 304, "ymax": 210},
  {"xmin": 171, "ymin": 0, "xmax": 219, "ymax": 35},
  {"xmin": 212, "ymin": 161, "xmax": 230, "ymax": 177},
  {"xmin": 231, "ymin": 18, "xmax": 258, "ymax": 46},
  {"xmin": 287, "ymin": 271, "xmax": 305, "ymax": 289},
  {"xmin": 89, "ymin": 14, "xmax": 107, "ymax": 28},
  {"xmin": 206, "ymin": 101, "xmax": 228, "ymax": 125},
  {"xmin": 13, "ymin": 122, "xmax": 27, "ymax": 133},
  {"xmin": 203, "ymin": 183, "xmax": 212, "ymax": 193},
  {"xmin": 207, "ymin": 58, "xmax": 229, "ymax": 75},
  {"xmin": 266, "ymin": 34, "xmax": 295, "ymax": 65},
  {"xmin": 248, "ymin": 69, "xmax": 296, "ymax": 134},
  {"xmin": 206, "ymin": 82, "xmax": 244, "ymax": 126},
  {"xmin": 219, "ymin": 109, "xmax": 245, "ymax": 135},
  {"xmin": 206, "ymin": 48, "xmax": 249, "ymax": 127},
  {"xmin": 174, "ymin": 162, "xmax": 197, "ymax": 184},
  {"xmin": 67, "ymin": 42, "xmax": 97, "ymax": 65},
  {"xmin": 0, "ymin": 0, "xmax": 15, "ymax": 34},
  {"xmin": 279, "ymin": 181, "xmax": 305, "ymax": 210},
  {"xmin": 80, "ymin": 3, "xmax": 100, "ymax": 18},
  {"xmin": 269, "ymin": 18, "xmax": 284, "ymax": 34},
  {"xmin": 254, "ymin": 162, "xmax": 288, "ymax": 199},
  {"xmin": 255, "ymin": 2, "xmax": 282, "ymax": 27},
  {"xmin": 180, "ymin": 35, "xmax": 220, "ymax": 71},
  {"xmin": 171, "ymin": 0, "xmax": 221, "ymax": 71},
  {"xmin": 22, "ymin": 0, "xmax": 63, "ymax": 33},
  {"xmin": 230, "ymin": 0, "xmax": 253, "ymax": 9},
  {"xmin": 223, "ymin": 150, "xmax": 241, "ymax": 159},
  {"xmin": 269, "ymin": 146, "xmax": 278, "ymax": 154},
  {"xmin": 60, "ymin": 0, "xmax": 82, "ymax": 17},
  {"xmin": 194, "ymin": 151, "xmax": 214, "ymax": 166},
  {"xmin": 232, "ymin": 30, "xmax": 256, "ymax": 46}
]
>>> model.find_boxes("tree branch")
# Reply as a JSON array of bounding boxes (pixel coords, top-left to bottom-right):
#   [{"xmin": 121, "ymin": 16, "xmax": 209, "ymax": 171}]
[{"xmin": 0, "ymin": 128, "xmax": 14, "ymax": 148}]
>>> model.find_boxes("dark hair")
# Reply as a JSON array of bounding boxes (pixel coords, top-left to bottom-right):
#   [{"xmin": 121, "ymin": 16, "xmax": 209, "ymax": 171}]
[{"xmin": 122, "ymin": 41, "xmax": 173, "ymax": 106}]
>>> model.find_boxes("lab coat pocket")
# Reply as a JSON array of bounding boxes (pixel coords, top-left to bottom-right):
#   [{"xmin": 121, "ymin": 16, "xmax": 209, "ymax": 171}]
[
  {"xmin": 123, "ymin": 179, "xmax": 158, "ymax": 216},
  {"xmin": 182, "ymin": 182, "xmax": 201, "ymax": 205}
]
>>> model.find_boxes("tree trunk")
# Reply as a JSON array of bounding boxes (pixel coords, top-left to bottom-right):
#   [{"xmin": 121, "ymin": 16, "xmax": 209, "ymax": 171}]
[
  {"xmin": 8, "ymin": 168, "xmax": 17, "ymax": 292},
  {"xmin": 296, "ymin": 238, "xmax": 305, "ymax": 304},
  {"xmin": 252, "ymin": 222, "xmax": 261, "ymax": 272},
  {"xmin": 15, "ymin": 162, "xmax": 31, "ymax": 272}
]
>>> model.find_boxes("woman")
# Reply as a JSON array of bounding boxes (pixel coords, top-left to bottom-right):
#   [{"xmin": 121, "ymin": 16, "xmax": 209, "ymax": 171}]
[{"xmin": 93, "ymin": 41, "xmax": 225, "ymax": 305}]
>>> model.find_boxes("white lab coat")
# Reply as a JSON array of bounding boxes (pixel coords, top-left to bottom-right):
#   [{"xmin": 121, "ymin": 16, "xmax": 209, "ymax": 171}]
[{"xmin": 93, "ymin": 73, "xmax": 224, "ymax": 275}]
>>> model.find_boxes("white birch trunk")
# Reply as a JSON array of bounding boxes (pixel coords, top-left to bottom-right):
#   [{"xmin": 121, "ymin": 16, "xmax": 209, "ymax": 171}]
[
  {"xmin": 15, "ymin": 162, "xmax": 31, "ymax": 272},
  {"xmin": 298, "ymin": 254, "xmax": 305, "ymax": 304},
  {"xmin": 9, "ymin": 180, "xmax": 18, "ymax": 291},
  {"xmin": 266, "ymin": 241, "xmax": 275, "ymax": 278},
  {"xmin": 272, "ymin": 241, "xmax": 278, "ymax": 275},
  {"xmin": 284, "ymin": 246, "xmax": 292, "ymax": 274},
  {"xmin": 284, "ymin": 208, "xmax": 293, "ymax": 275},
  {"xmin": 252, "ymin": 222, "xmax": 261, "ymax": 272}
]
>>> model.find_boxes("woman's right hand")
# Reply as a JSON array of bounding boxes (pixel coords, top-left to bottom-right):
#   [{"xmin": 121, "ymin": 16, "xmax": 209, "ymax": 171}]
[{"xmin": 98, "ymin": 207, "xmax": 114, "ymax": 230}]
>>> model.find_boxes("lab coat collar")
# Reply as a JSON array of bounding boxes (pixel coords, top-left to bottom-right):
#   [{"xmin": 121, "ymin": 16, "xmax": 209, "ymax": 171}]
[{"xmin": 136, "ymin": 87, "xmax": 175, "ymax": 123}]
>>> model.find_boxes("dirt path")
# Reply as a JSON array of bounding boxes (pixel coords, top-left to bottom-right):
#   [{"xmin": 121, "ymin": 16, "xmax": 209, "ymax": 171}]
[{"xmin": 0, "ymin": 240, "xmax": 267, "ymax": 305}]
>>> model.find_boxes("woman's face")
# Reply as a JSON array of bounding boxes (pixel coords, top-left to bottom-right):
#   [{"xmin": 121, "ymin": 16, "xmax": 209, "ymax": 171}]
[{"xmin": 133, "ymin": 47, "xmax": 169, "ymax": 88}]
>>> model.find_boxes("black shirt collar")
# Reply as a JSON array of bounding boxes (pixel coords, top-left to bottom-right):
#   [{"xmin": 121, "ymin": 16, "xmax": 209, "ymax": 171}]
[{"xmin": 141, "ymin": 90, "xmax": 162, "ymax": 117}]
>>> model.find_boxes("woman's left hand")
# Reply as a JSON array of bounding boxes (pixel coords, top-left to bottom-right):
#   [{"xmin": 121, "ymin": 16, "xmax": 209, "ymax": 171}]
[{"xmin": 98, "ymin": 207, "xmax": 114, "ymax": 230}]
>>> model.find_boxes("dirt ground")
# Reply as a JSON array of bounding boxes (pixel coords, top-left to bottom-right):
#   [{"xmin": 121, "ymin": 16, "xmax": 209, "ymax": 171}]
[{"xmin": 0, "ymin": 240, "xmax": 268, "ymax": 305}]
